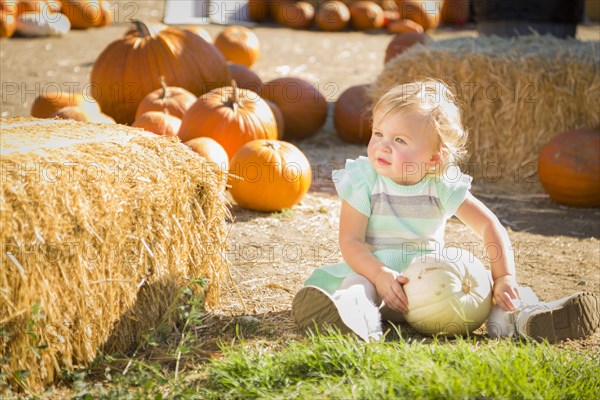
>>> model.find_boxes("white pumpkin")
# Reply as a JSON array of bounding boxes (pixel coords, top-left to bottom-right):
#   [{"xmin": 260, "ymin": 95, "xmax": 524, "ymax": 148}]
[
  {"xmin": 402, "ymin": 249, "xmax": 492, "ymax": 336},
  {"xmin": 16, "ymin": 12, "xmax": 71, "ymax": 37}
]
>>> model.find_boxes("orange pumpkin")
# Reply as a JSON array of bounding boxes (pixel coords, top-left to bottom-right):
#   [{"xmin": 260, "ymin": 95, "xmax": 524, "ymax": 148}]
[
  {"xmin": 90, "ymin": 20, "xmax": 230, "ymax": 124},
  {"xmin": 261, "ymin": 77, "xmax": 328, "ymax": 139},
  {"xmin": 0, "ymin": 7, "xmax": 17, "ymax": 37},
  {"xmin": 440, "ymin": 0, "xmax": 469, "ymax": 25},
  {"xmin": 98, "ymin": 0, "xmax": 113, "ymax": 26},
  {"xmin": 227, "ymin": 62, "xmax": 263, "ymax": 94},
  {"xmin": 214, "ymin": 25, "xmax": 260, "ymax": 67},
  {"xmin": 135, "ymin": 79, "xmax": 197, "ymax": 120},
  {"xmin": 185, "ymin": 137, "xmax": 229, "ymax": 172},
  {"xmin": 272, "ymin": 0, "xmax": 296, "ymax": 24},
  {"xmin": 52, "ymin": 106, "xmax": 115, "ymax": 123},
  {"xmin": 395, "ymin": 0, "xmax": 439, "ymax": 31},
  {"xmin": 538, "ymin": 129, "xmax": 600, "ymax": 207},
  {"xmin": 387, "ymin": 18, "xmax": 424, "ymax": 34},
  {"xmin": 349, "ymin": 1, "xmax": 384, "ymax": 30},
  {"xmin": 178, "ymin": 81, "xmax": 278, "ymax": 160},
  {"xmin": 264, "ymin": 99, "xmax": 285, "ymax": 139},
  {"xmin": 60, "ymin": 0, "xmax": 105, "ymax": 29},
  {"xmin": 132, "ymin": 111, "xmax": 182, "ymax": 137},
  {"xmin": 384, "ymin": 31, "xmax": 427, "ymax": 63},
  {"xmin": 17, "ymin": 0, "xmax": 48, "ymax": 14},
  {"xmin": 334, "ymin": 84, "xmax": 373, "ymax": 144},
  {"xmin": 247, "ymin": 0, "xmax": 271, "ymax": 22},
  {"xmin": 315, "ymin": 0, "xmax": 350, "ymax": 31},
  {"xmin": 229, "ymin": 140, "xmax": 312, "ymax": 212},
  {"xmin": 278, "ymin": 1, "xmax": 314, "ymax": 29},
  {"xmin": 31, "ymin": 92, "xmax": 101, "ymax": 118}
]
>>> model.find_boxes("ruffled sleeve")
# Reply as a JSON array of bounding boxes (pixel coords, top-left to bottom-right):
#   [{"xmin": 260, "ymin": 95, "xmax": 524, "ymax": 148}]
[
  {"xmin": 435, "ymin": 165, "xmax": 473, "ymax": 217},
  {"xmin": 331, "ymin": 157, "xmax": 377, "ymax": 217}
]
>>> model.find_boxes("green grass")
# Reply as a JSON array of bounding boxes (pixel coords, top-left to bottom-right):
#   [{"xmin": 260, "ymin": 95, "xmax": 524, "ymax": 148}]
[{"xmin": 202, "ymin": 331, "xmax": 600, "ymax": 400}]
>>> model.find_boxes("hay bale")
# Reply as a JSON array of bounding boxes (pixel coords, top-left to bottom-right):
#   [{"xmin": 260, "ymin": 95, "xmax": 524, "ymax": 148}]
[
  {"xmin": 370, "ymin": 35, "xmax": 600, "ymax": 185},
  {"xmin": 0, "ymin": 117, "xmax": 231, "ymax": 391}
]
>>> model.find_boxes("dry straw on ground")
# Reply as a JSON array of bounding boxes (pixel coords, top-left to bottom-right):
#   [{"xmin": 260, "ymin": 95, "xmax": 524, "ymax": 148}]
[
  {"xmin": 370, "ymin": 35, "xmax": 600, "ymax": 185},
  {"xmin": 0, "ymin": 117, "xmax": 231, "ymax": 391}
]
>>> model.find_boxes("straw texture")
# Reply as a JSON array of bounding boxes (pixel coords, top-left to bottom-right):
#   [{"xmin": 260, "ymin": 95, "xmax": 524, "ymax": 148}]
[
  {"xmin": 370, "ymin": 35, "xmax": 600, "ymax": 184},
  {"xmin": 0, "ymin": 117, "xmax": 231, "ymax": 390}
]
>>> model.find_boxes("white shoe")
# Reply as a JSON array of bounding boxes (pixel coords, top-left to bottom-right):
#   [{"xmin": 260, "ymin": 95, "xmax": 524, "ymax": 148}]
[
  {"xmin": 292, "ymin": 285, "xmax": 383, "ymax": 342},
  {"xmin": 515, "ymin": 292, "xmax": 600, "ymax": 343}
]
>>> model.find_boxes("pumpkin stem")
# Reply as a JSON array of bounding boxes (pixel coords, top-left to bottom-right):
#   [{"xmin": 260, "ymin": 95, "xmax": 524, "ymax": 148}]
[
  {"xmin": 264, "ymin": 141, "xmax": 279, "ymax": 151},
  {"xmin": 225, "ymin": 80, "xmax": 240, "ymax": 114},
  {"xmin": 131, "ymin": 19, "xmax": 153, "ymax": 38},
  {"xmin": 159, "ymin": 76, "xmax": 168, "ymax": 101}
]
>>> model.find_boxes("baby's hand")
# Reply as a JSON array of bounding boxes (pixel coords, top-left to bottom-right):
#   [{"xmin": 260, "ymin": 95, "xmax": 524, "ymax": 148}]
[
  {"xmin": 493, "ymin": 275, "xmax": 520, "ymax": 312},
  {"xmin": 375, "ymin": 267, "xmax": 409, "ymax": 313}
]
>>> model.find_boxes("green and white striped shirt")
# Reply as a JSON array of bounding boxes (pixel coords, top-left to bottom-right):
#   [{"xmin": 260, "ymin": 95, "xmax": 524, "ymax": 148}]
[{"xmin": 304, "ymin": 156, "xmax": 472, "ymax": 293}]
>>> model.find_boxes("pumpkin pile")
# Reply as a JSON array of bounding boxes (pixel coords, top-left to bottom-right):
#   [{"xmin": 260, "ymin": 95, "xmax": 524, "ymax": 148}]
[
  {"xmin": 247, "ymin": 0, "xmax": 452, "ymax": 33},
  {"xmin": 0, "ymin": 0, "xmax": 113, "ymax": 38}
]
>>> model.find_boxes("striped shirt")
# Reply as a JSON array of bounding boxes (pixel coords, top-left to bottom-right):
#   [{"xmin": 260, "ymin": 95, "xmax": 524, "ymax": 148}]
[{"xmin": 303, "ymin": 156, "xmax": 472, "ymax": 293}]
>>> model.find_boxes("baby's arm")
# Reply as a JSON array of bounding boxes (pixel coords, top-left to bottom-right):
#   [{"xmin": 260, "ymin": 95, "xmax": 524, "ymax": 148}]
[
  {"xmin": 338, "ymin": 200, "xmax": 409, "ymax": 313},
  {"xmin": 455, "ymin": 192, "xmax": 520, "ymax": 312}
]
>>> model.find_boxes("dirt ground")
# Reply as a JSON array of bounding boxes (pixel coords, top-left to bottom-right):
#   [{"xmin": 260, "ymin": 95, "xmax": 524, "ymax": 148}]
[{"xmin": 1, "ymin": 0, "xmax": 599, "ymax": 355}]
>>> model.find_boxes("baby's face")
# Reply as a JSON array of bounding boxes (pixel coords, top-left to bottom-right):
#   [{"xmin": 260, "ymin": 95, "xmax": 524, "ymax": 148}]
[{"xmin": 367, "ymin": 109, "xmax": 439, "ymax": 185}]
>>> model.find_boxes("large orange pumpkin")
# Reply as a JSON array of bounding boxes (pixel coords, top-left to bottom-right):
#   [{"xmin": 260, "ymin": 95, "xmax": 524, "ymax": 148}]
[
  {"xmin": 334, "ymin": 84, "xmax": 373, "ymax": 144},
  {"xmin": 277, "ymin": 1, "xmax": 314, "ymax": 29},
  {"xmin": 90, "ymin": 21, "xmax": 230, "ymax": 124},
  {"xmin": 384, "ymin": 31, "xmax": 427, "ymax": 63},
  {"xmin": 60, "ymin": 0, "xmax": 105, "ymax": 29},
  {"xmin": 538, "ymin": 129, "xmax": 600, "ymax": 207},
  {"xmin": 31, "ymin": 91, "xmax": 101, "ymax": 118},
  {"xmin": 178, "ymin": 81, "xmax": 278, "ymax": 160},
  {"xmin": 227, "ymin": 62, "xmax": 263, "ymax": 94},
  {"xmin": 261, "ymin": 77, "xmax": 328, "ymax": 139},
  {"xmin": 132, "ymin": 111, "xmax": 182, "ymax": 137},
  {"xmin": 315, "ymin": 0, "xmax": 350, "ymax": 31},
  {"xmin": 349, "ymin": 1, "xmax": 384, "ymax": 30},
  {"xmin": 135, "ymin": 80, "xmax": 197, "ymax": 120},
  {"xmin": 214, "ymin": 25, "xmax": 260, "ymax": 67},
  {"xmin": 229, "ymin": 140, "xmax": 312, "ymax": 212},
  {"xmin": 395, "ymin": 0, "xmax": 439, "ymax": 31}
]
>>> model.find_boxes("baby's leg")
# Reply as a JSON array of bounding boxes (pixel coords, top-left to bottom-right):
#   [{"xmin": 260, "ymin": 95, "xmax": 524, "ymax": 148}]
[{"xmin": 292, "ymin": 274, "xmax": 383, "ymax": 342}]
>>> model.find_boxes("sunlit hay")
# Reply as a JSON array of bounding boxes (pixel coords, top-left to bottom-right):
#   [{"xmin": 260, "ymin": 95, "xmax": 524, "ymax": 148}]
[
  {"xmin": 0, "ymin": 117, "xmax": 231, "ymax": 391},
  {"xmin": 370, "ymin": 35, "xmax": 600, "ymax": 186}
]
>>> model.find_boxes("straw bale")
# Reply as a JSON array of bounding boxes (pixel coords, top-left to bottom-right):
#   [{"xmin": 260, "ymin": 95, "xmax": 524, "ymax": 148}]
[
  {"xmin": 370, "ymin": 35, "xmax": 600, "ymax": 185},
  {"xmin": 0, "ymin": 117, "xmax": 231, "ymax": 391}
]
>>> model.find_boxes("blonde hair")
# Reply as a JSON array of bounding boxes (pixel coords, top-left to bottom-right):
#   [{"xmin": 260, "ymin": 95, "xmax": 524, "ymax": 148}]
[{"xmin": 372, "ymin": 80, "xmax": 468, "ymax": 172}]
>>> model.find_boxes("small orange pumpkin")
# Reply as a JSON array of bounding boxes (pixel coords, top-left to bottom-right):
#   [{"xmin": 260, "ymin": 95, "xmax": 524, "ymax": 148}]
[
  {"xmin": 384, "ymin": 31, "xmax": 427, "ymax": 63},
  {"xmin": 278, "ymin": 1, "xmax": 314, "ymax": 29},
  {"xmin": 31, "ymin": 92, "xmax": 101, "ymax": 118},
  {"xmin": 135, "ymin": 78, "xmax": 197, "ymax": 120},
  {"xmin": 98, "ymin": 0, "xmax": 113, "ymax": 26},
  {"xmin": 185, "ymin": 137, "xmax": 229, "ymax": 172},
  {"xmin": 349, "ymin": 1, "xmax": 384, "ymax": 30},
  {"xmin": 247, "ymin": 0, "xmax": 271, "ymax": 22},
  {"xmin": 441, "ymin": 0, "xmax": 469, "ymax": 25},
  {"xmin": 395, "ymin": 0, "xmax": 439, "ymax": 31},
  {"xmin": 315, "ymin": 0, "xmax": 350, "ymax": 31},
  {"xmin": 52, "ymin": 106, "xmax": 115, "ymax": 123},
  {"xmin": 229, "ymin": 140, "xmax": 312, "ymax": 212},
  {"xmin": 214, "ymin": 25, "xmax": 260, "ymax": 67},
  {"xmin": 60, "ymin": 0, "xmax": 105, "ymax": 29},
  {"xmin": 0, "ymin": 7, "xmax": 17, "ymax": 37},
  {"xmin": 387, "ymin": 18, "xmax": 424, "ymax": 34},
  {"xmin": 178, "ymin": 81, "xmax": 278, "ymax": 160},
  {"xmin": 132, "ymin": 111, "xmax": 182, "ymax": 137},
  {"xmin": 261, "ymin": 77, "xmax": 328, "ymax": 140},
  {"xmin": 334, "ymin": 84, "xmax": 373, "ymax": 144},
  {"xmin": 538, "ymin": 129, "xmax": 600, "ymax": 207},
  {"xmin": 227, "ymin": 62, "xmax": 263, "ymax": 94}
]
